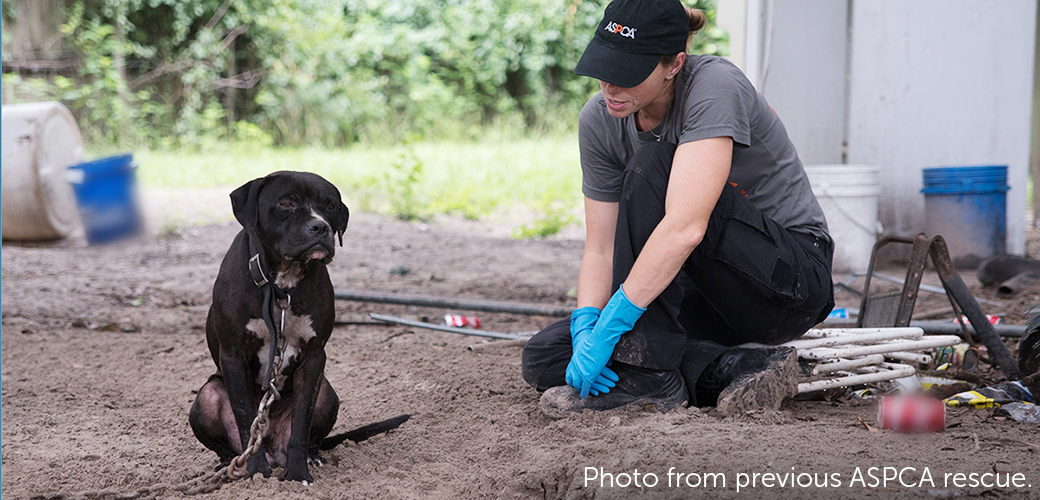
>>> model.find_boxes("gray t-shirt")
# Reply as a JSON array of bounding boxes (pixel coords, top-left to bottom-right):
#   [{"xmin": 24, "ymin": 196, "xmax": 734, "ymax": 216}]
[{"xmin": 579, "ymin": 55, "xmax": 830, "ymax": 242}]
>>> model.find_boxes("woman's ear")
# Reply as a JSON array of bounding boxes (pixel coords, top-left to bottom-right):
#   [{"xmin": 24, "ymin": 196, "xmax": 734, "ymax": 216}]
[{"xmin": 667, "ymin": 53, "xmax": 686, "ymax": 79}]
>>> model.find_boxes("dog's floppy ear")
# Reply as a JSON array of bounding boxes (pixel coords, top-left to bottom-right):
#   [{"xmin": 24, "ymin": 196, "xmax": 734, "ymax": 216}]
[
  {"xmin": 333, "ymin": 201, "xmax": 349, "ymax": 246},
  {"xmin": 230, "ymin": 177, "xmax": 265, "ymax": 230}
]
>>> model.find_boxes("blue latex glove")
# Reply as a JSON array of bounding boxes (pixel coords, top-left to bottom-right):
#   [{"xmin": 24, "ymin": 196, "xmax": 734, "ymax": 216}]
[
  {"xmin": 569, "ymin": 285, "xmax": 646, "ymax": 399},
  {"xmin": 565, "ymin": 307, "xmax": 618, "ymax": 396}
]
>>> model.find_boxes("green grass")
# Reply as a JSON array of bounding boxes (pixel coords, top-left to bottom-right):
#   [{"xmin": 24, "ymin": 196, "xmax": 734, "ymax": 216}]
[{"xmin": 131, "ymin": 138, "xmax": 584, "ymax": 232}]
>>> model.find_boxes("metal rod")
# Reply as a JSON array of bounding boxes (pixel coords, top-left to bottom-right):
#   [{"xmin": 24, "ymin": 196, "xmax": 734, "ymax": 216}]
[
  {"xmin": 926, "ymin": 235, "xmax": 1020, "ymax": 379},
  {"xmin": 336, "ymin": 289, "xmax": 571, "ymax": 317},
  {"xmin": 851, "ymin": 271, "xmax": 1004, "ymax": 307},
  {"xmin": 368, "ymin": 313, "xmax": 530, "ymax": 340},
  {"xmin": 910, "ymin": 321, "xmax": 1025, "ymax": 338}
]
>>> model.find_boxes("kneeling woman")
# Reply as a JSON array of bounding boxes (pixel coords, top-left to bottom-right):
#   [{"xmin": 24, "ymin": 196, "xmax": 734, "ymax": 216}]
[{"xmin": 522, "ymin": 0, "xmax": 834, "ymax": 417}]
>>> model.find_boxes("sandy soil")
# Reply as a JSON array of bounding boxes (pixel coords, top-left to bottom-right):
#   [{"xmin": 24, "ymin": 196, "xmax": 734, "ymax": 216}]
[{"xmin": 3, "ymin": 187, "xmax": 1040, "ymax": 500}]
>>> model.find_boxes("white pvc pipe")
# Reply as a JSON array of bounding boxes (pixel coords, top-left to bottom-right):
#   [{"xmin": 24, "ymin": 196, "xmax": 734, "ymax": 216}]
[
  {"xmin": 798, "ymin": 335, "xmax": 961, "ymax": 360},
  {"xmin": 799, "ymin": 327, "xmax": 923, "ymax": 339},
  {"xmin": 853, "ymin": 362, "xmax": 913, "ymax": 374},
  {"xmin": 885, "ymin": 351, "xmax": 933, "ymax": 364},
  {"xmin": 797, "ymin": 363, "xmax": 916, "ymax": 393},
  {"xmin": 812, "ymin": 354, "xmax": 885, "ymax": 375},
  {"xmin": 774, "ymin": 329, "xmax": 923, "ymax": 350},
  {"xmin": 739, "ymin": 328, "xmax": 922, "ymax": 350}
]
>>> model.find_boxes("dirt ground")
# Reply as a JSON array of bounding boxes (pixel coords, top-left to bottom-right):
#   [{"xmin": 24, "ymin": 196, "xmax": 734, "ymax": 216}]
[{"xmin": 3, "ymin": 187, "xmax": 1040, "ymax": 500}]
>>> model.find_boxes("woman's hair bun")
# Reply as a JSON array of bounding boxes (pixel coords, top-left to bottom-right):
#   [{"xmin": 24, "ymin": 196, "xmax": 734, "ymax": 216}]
[{"xmin": 686, "ymin": 7, "xmax": 707, "ymax": 34}]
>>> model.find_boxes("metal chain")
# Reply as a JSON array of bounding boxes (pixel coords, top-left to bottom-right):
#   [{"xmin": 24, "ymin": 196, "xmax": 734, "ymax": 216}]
[
  {"xmin": 28, "ymin": 305, "xmax": 293, "ymax": 500},
  {"xmin": 226, "ymin": 383, "xmax": 281, "ymax": 479},
  {"xmin": 27, "ymin": 383, "xmax": 282, "ymax": 500},
  {"xmin": 228, "ymin": 298, "xmax": 290, "ymax": 479},
  {"xmin": 27, "ymin": 466, "xmax": 228, "ymax": 499}
]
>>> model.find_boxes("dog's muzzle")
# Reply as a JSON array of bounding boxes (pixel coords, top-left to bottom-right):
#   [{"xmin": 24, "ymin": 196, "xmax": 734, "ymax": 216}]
[{"xmin": 289, "ymin": 219, "xmax": 335, "ymax": 263}]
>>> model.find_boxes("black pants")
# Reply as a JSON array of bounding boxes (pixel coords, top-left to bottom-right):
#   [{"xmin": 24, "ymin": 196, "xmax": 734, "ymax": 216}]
[{"xmin": 521, "ymin": 142, "xmax": 835, "ymax": 406}]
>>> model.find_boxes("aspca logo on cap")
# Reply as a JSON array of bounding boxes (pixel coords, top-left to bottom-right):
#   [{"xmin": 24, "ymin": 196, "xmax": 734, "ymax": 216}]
[{"xmin": 604, "ymin": 21, "xmax": 637, "ymax": 39}]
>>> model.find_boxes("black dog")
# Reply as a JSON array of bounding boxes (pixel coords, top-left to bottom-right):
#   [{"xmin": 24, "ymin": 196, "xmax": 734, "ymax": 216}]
[{"xmin": 189, "ymin": 171, "xmax": 408, "ymax": 483}]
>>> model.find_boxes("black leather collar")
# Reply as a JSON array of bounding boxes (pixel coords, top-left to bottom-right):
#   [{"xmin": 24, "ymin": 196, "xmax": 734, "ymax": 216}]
[{"xmin": 247, "ymin": 229, "xmax": 294, "ymax": 391}]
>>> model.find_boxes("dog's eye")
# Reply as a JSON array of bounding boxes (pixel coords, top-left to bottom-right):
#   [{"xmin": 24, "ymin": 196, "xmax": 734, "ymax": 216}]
[
  {"xmin": 326, "ymin": 202, "xmax": 337, "ymax": 212},
  {"xmin": 279, "ymin": 201, "xmax": 296, "ymax": 209}
]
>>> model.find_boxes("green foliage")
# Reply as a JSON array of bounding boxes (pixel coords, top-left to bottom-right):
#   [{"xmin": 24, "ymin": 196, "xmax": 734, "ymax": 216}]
[
  {"xmin": 133, "ymin": 137, "xmax": 583, "ymax": 222},
  {"xmin": 4, "ymin": 1, "xmax": 139, "ymax": 146},
  {"xmin": 513, "ymin": 202, "xmax": 579, "ymax": 239},
  {"xmin": 3, "ymin": 0, "xmax": 235, "ymax": 148},
  {"xmin": 381, "ymin": 143, "xmax": 429, "ymax": 221},
  {"xmin": 233, "ymin": 120, "xmax": 275, "ymax": 148},
  {"xmin": 2, "ymin": 0, "xmax": 727, "ymax": 149},
  {"xmin": 242, "ymin": 0, "xmax": 604, "ymax": 146}
]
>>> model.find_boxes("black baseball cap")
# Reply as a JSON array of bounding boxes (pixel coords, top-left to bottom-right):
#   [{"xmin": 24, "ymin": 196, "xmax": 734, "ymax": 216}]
[{"xmin": 575, "ymin": 0, "xmax": 690, "ymax": 88}]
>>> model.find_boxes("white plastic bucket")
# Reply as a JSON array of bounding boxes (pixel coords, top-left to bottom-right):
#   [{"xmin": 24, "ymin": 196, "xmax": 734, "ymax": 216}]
[
  {"xmin": 805, "ymin": 165, "xmax": 881, "ymax": 273},
  {"xmin": 2, "ymin": 102, "xmax": 84, "ymax": 240}
]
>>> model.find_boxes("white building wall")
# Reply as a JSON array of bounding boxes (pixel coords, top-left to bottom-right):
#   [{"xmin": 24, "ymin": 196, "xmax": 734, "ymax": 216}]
[
  {"xmin": 758, "ymin": 0, "xmax": 849, "ymax": 165},
  {"xmin": 846, "ymin": 0, "xmax": 1036, "ymax": 254},
  {"xmin": 720, "ymin": 0, "xmax": 1039, "ymax": 256},
  {"xmin": 1031, "ymin": 6, "xmax": 1040, "ymax": 223},
  {"xmin": 716, "ymin": 0, "xmax": 748, "ymax": 71}
]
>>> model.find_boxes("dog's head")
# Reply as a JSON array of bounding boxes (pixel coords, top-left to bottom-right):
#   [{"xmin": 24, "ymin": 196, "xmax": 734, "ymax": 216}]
[{"xmin": 230, "ymin": 171, "xmax": 349, "ymax": 266}]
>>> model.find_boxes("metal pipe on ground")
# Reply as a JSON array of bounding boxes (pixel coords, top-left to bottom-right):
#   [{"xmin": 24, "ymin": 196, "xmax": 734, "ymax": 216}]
[
  {"xmin": 835, "ymin": 272, "xmax": 1005, "ymax": 307},
  {"xmin": 911, "ymin": 321, "xmax": 1025, "ymax": 338},
  {"xmin": 335, "ymin": 289, "xmax": 571, "ymax": 317},
  {"xmin": 369, "ymin": 313, "xmax": 531, "ymax": 341}
]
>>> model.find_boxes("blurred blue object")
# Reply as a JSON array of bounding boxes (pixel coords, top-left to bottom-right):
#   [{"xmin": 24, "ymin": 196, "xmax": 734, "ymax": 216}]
[
  {"xmin": 921, "ymin": 166, "xmax": 1008, "ymax": 267},
  {"xmin": 66, "ymin": 154, "xmax": 141, "ymax": 244},
  {"xmin": 827, "ymin": 308, "xmax": 848, "ymax": 320}
]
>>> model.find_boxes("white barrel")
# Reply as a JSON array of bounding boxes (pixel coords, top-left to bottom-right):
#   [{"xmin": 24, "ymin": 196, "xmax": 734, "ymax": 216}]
[
  {"xmin": 1, "ymin": 102, "xmax": 84, "ymax": 240},
  {"xmin": 805, "ymin": 165, "xmax": 881, "ymax": 273}
]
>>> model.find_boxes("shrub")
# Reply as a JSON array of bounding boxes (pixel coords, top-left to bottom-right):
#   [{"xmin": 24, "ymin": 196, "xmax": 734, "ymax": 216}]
[{"xmin": 2, "ymin": 0, "xmax": 727, "ymax": 149}]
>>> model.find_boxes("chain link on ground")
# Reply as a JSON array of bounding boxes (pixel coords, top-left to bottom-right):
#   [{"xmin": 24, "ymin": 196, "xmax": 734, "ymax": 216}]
[
  {"xmin": 27, "ymin": 467, "xmax": 227, "ymax": 500},
  {"xmin": 26, "ymin": 335, "xmax": 291, "ymax": 500},
  {"xmin": 227, "ymin": 384, "xmax": 281, "ymax": 479}
]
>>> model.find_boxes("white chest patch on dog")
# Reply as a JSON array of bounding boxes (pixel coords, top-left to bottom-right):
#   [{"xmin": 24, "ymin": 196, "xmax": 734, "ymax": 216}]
[
  {"xmin": 245, "ymin": 308, "xmax": 317, "ymax": 391},
  {"xmin": 275, "ymin": 262, "xmax": 305, "ymax": 290}
]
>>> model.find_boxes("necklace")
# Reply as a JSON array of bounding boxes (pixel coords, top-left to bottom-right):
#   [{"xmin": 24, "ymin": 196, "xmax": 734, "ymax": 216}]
[
  {"xmin": 638, "ymin": 101, "xmax": 670, "ymax": 142},
  {"xmin": 639, "ymin": 112, "xmax": 665, "ymax": 142},
  {"xmin": 644, "ymin": 77, "xmax": 678, "ymax": 142}
]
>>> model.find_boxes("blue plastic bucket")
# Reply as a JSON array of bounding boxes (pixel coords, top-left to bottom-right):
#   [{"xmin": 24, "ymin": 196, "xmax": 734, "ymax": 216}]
[
  {"xmin": 66, "ymin": 154, "xmax": 141, "ymax": 244},
  {"xmin": 921, "ymin": 165, "xmax": 1008, "ymax": 268}
]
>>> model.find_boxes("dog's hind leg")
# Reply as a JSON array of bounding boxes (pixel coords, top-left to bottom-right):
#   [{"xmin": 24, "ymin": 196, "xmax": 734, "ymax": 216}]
[
  {"xmin": 307, "ymin": 376, "xmax": 340, "ymax": 466},
  {"xmin": 189, "ymin": 374, "xmax": 242, "ymax": 466}
]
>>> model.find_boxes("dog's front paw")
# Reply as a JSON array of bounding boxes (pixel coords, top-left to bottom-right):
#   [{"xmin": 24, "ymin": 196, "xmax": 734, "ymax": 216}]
[
  {"xmin": 284, "ymin": 462, "xmax": 314, "ymax": 484},
  {"xmin": 308, "ymin": 454, "xmax": 327, "ymax": 467},
  {"xmin": 246, "ymin": 453, "xmax": 273, "ymax": 478}
]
